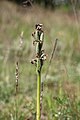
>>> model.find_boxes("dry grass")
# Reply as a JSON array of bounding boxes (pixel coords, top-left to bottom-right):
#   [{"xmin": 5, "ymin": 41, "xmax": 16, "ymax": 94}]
[{"xmin": 0, "ymin": 1, "xmax": 80, "ymax": 120}]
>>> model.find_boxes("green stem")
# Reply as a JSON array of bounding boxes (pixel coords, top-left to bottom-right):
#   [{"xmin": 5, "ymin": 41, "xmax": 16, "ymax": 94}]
[{"xmin": 36, "ymin": 59, "xmax": 41, "ymax": 120}]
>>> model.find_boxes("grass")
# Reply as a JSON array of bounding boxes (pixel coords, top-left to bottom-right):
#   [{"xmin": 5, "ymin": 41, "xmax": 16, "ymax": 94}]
[{"xmin": 0, "ymin": 1, "xmax": 80, "ymax": 120}]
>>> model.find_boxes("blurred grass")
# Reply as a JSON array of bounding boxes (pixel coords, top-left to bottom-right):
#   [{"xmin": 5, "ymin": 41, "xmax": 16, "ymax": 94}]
[{"xmin": 0, "ymin": 1, "xmax": 80, "ymax": 120}]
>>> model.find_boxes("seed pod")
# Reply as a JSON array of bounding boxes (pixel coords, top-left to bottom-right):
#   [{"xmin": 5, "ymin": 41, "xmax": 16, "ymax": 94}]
[
  {"xmin": 40, "ymin": 32, "xmax": 44, "ymax": 42},
  {"xmin": 30, "ymin": 59, "xmax": 37, "ymax": 64}
]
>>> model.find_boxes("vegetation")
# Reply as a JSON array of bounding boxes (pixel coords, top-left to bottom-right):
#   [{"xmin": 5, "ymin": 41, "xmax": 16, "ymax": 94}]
[
  {"xmin": 0, "ymin": 1, "xmax": 80, "ymax": 120},
  {"xmin": 31, "ymin": 24, "xmax": 45, "ymax": 120},
  {"xmin": 7, "ymin": 0, "xmax": 80, "ymax": 8}
]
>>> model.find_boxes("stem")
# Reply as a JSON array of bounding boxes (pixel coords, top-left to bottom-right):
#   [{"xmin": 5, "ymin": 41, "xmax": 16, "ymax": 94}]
[
  {"xmin": 15, "ymin": 95, "xmax": 18, "ymax": 120},
  {"xmin": 15, "ymin": 61, "xmax": 19, "ymax": 120},
  {"xmin": 36, "ymin": 59, "xmax": 41, "ymax": 120},
  {"xmin": 31, "ymin": 24, "xmax": 44, "ymax": 120}
]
